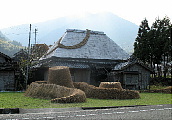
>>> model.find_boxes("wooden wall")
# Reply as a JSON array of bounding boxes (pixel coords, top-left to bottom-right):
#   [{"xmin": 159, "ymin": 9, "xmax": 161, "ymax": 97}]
[
  {"xmin": 0, "ymin": 71, "xmax": 15, "ymax": 91},
  {"xmin": 112, "ymin": 63, "xmax": 151, "ymax": 90},
  {"xmin": 70, "ymin": 68, "xmax": 91, "ymax": 83}
]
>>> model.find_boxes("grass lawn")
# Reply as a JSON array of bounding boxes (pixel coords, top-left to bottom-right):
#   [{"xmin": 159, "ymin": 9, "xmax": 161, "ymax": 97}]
[
  {"xmin": 149, "ymin": 85, "xmax": 169, "ymax": 90},
  {"xmin": 0, "ymin": 92, "xmax": 171, "ymax": 109}
]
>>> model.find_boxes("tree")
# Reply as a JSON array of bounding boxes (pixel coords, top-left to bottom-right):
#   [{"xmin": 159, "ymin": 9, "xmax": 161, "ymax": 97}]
[
  {"xmin": 150, "ymin": 16, "xmax": 171, "ymax": 77},
  {"xmin": 134, "ymin": 16, "xmax": 171, "ymax": 77},
  {"xmin": 31, "ymin": 44, "xmax": 49, "ymax": 60},
  {"xmin": 134, "ymin": 18, "xmax": 150, "ymax": 63}
]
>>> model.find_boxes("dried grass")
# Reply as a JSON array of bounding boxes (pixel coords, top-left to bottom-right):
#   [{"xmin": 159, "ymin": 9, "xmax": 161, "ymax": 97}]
[
  {"xmin": 51, "ymin": 89, "xmax": 86, "ymax": 103},
  {"xmin": 142, "ymin": 86, "xmax": 172, "ymax": 94},
  {"xmin": 73, "ymin": 82, "xmax": 140, "ymax": 99},
  {"xmin": 35, "ymin": 81, "xmax": 47, "ymax": 84},
  {"xmin": 24, "ymin": 82, "xmax": 86, "ymax": 103},
  {"xmin": 48, "ymin": 66, "xmax": 74, "ymax": 88},
  {"xmin": 99, "ymin": 82, "xmax": 123, "ymax": 90}
]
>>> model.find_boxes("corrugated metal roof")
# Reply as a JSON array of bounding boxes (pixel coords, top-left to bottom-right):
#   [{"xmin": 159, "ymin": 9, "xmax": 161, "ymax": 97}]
[
  {"xmin": 42, "ymin": 29, "xmax": 129, "ymax": 60},
  {"xmin": 113, "ymin": 62, "xmax": 129, "ymax": 70},
  {"xmin": 113, "ymin": 61, "xmax": 154, "ymax": 73}
]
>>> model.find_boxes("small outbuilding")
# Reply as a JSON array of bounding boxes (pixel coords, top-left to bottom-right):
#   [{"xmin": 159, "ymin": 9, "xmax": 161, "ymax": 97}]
[
  {"xmin": 110, "ymin": 60, "xmax": 154, "ymax": 90},
  {"xmin": 0, "ymin": 52, "xmax": 16, "ymax": 91}
]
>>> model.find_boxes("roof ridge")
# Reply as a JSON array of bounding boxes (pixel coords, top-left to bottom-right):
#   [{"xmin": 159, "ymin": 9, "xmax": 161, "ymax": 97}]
[{"xmin": 66, "ymin": 29, "xmax": 105, "ymax": 35}]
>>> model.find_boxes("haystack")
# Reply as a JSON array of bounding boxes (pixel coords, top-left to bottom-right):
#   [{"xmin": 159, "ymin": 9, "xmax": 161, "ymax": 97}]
[
  {"xmin": 25, "ymin": 82, "xmax": 86, "ymax": 103},
  {"xmin": 99, "ymin": 82, "xmax": 123, "ymax": 90},
  {"xmin": 48, "ymin": 66, "xmax": 74, "ymax": 88},
  {"xmin": 73, "ymin": 82, "xmax": 140, "ymax": 99}
]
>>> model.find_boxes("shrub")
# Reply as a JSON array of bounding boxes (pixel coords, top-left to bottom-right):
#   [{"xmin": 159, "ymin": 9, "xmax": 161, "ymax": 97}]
[
  {"xmin": 24, "ymin": 82, "xmax": 86, "ymax": 103},
  {"xmin": 48, "ymin": 66, "xmax": 74, "ymax": 88},
  {"xmin": 73, "ymin": 82, "xmax": 140, "ymax": 99}
]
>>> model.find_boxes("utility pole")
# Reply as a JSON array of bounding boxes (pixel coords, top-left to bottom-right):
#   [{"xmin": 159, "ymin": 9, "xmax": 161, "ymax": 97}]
[
  {"xmin": 33, "ymin": 28, "xmax": 38, "ymax": 59},
  {"xmin": 34, "ymin": 28, "xmax": 38, "ymax": 44},
  {"xmin": 26, "ymin": 24, "xmax": 31, "ymax": 89}
]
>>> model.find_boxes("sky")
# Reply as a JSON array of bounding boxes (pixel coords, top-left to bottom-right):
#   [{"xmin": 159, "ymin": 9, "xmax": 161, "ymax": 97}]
[{"xmin": 0, "ymin": 0, "xmax": 171, "ymax": 29}]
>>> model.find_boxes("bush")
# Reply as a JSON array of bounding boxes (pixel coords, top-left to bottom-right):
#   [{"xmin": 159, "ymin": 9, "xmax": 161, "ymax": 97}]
[
  {"xmin": 25, "ymin": 82, "xmax": 86, "ymax": 103},
  {"xmin": 73, "ymin": 82, "xmax": 140, "ymax": 99}
]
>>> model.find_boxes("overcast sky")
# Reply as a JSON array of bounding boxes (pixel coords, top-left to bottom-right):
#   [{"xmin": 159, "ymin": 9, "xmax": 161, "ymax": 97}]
[{"xmin": 0, "ymin": 0, "xmax": 171, "ymax": 29}]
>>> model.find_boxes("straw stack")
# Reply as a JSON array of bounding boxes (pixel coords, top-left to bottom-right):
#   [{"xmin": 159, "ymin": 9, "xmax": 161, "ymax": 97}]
[
  {"xmin": 73, "ymin": 82, "xmax": 140, "ymax": 99},
  {"xmin": 25, "ymin": 82, "xmax": 86, "ymax": 103},
  {"xmin": 48, "ymin": 66, "xmax": 74, "ymax": 88},
  {"xmin": 99, "ymin": 82, "xmax": 123, "ymax": 90}
]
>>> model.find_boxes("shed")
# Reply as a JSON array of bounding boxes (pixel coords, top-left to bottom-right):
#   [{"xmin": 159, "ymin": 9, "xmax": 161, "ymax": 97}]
[
  {"xmin": 34, "ymin": 29, "xmax": 129, "ymax": 86},
  {"xmin": 0, "ymin": 52, "xmax": 16, "ymax": 91},
  {"xmin": 110, "ymin": 60, "xmax": 154, "ymax": 90}
]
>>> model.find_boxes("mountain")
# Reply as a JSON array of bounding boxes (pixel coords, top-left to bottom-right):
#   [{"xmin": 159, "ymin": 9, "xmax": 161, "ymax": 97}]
[
  {"xmin": 0, "ymin": 31, "xmax": 23, "ymax": 57},
  {"xmin": 1, "ymin": 12, "xmax": 139, "ymax": 53}
]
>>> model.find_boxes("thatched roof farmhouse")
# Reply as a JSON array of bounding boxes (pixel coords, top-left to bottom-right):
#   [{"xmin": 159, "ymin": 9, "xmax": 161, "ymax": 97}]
[{"xmin": 33, "ymin": 29, "xmax": 129, "ymax": 86}]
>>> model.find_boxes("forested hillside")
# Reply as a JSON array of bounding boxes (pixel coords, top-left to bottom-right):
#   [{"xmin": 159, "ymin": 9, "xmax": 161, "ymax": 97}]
[{"xmin": 0, "ymin": 31, "xmax": 23, "ymax": 57}]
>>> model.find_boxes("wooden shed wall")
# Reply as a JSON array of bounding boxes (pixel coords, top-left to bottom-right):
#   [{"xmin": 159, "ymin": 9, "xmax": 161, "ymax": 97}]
[
  {"xmin": 123, "ymin": 64, "xmax": 151, "ymax": 90},
  {"xmin": 0, "ymin": 71, "xmax": 15, "ymax": 91},
  {"xmin": 112, "ymin": 63, "xmax": 151, "ymax": 90}
]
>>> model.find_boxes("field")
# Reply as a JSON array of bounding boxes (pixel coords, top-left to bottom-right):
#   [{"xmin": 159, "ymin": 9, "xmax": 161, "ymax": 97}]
[{"xmin": 0, "ymin": 92, "xmax": 171, "ymax": 109}]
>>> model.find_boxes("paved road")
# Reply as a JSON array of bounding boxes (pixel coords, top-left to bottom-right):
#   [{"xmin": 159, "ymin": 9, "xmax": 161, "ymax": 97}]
[{"xmin": 0, "ymin": 104, "xmax": 171, "ymax": 120}]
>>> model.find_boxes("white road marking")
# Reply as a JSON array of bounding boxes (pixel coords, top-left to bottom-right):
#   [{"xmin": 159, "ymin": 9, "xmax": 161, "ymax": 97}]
[
  {"xmin": 42, "ymin": 117, "xmax": 55, "ymax": 119},
  {"xmin": 139, "ymin": 110, "xmax": 148, "ymax": 112},
  {"xmin": 57, "ymin": 116, "xmax": 66, "ymax": 117},
  {"xmin": 164, "ymin": 108, "xmax": 172, "ymax": 110},
  {"xmin": 113, "ymin": 112, "xmax": 125, "ymax": 114},
  {"xmin": 128, "ymin": 111, "xmax": 139, "ymax": 113},
  {"xmin": 156, "ymin": 109, "xmax": 164, "ymax": 111},
  {"xmin": 76, "ymin": 114, "xmax": 86, "ymax": 117},
  {"xmin": 102, "ymin": 113, "xmax": 112, "ymax": 115},
  {"xmin": 88, "ymin": 114, "xmax": 96, "ymax": 116}
]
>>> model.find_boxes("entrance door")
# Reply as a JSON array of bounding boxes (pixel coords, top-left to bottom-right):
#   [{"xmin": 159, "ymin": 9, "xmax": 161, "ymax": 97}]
[{"xmin": 125, "ymin": 74, "xmax": 139, "ymax": 89}]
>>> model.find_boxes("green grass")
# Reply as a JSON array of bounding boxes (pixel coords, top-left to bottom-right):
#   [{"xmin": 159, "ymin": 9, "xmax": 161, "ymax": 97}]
[
  {"xmin": 0, "ymin": 92, "xmax": 171, "ymax": 109},
  {"xmin": 150, "ymin": 85, "xmax": 169, "ymax": 90}
]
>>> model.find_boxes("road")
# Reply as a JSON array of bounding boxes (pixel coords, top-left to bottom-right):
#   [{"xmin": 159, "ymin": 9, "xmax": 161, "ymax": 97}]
[{"xmin": 0, "ymin": 104, "xmax": 171, "ymax": 120}]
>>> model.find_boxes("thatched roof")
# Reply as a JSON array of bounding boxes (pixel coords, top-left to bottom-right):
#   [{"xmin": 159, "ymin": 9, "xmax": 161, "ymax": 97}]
[{"xmin": 42, "ymin": 29, "xmax": 129, "ymax": 60}]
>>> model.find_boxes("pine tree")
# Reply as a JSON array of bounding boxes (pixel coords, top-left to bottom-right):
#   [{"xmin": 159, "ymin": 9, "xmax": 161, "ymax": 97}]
[
  {"xmin": 134, "ymin": 16, "xmax": 171, "ymax": 77},
  {"xmin": 134, "ymin": 18, "xmax": 150, "ymax": 63},
  {"xmin": 150, "ymin": 16, "xmax": 171, "ymax": 77}
]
